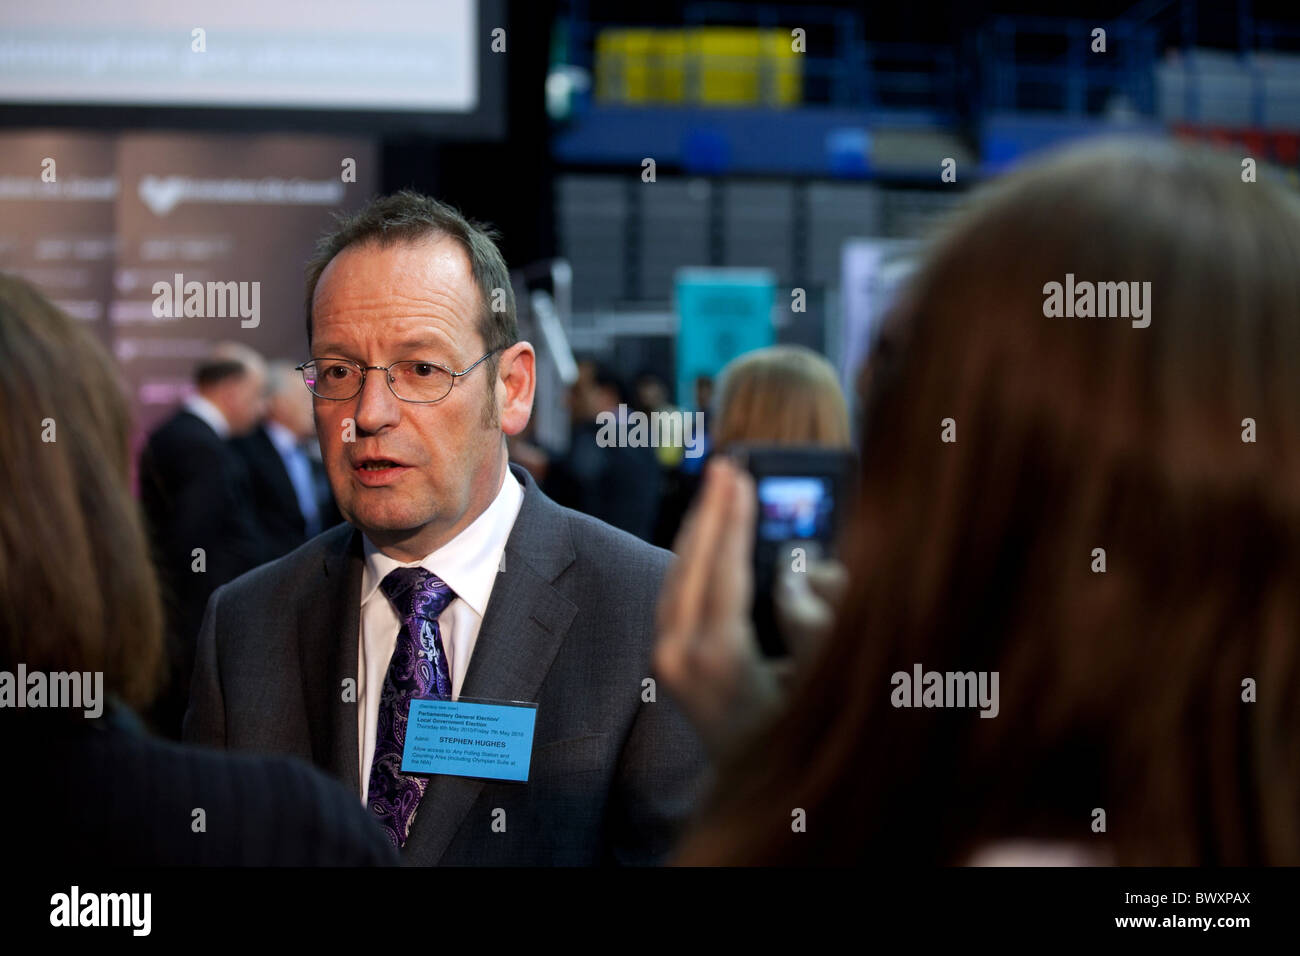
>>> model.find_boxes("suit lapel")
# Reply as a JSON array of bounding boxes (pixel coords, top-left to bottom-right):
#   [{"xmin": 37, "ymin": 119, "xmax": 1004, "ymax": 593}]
[
  {"xmin": 298, "ymin": 524, "xmax": 363, "ymax": 795},
  {"xmin": 403, "ymin": 464, "xmax": 579, "ymax": 863}
]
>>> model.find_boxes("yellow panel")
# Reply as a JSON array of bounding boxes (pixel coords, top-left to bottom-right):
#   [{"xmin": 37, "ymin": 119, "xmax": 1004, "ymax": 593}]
[
  {"xmin": 760, "ymin": 29, "xmax": 802, "ymax": 106},
  {"xmin": 652, "ymin": 31, "xmax": 687, "ymax": 103},
  {"xmin": 593, "ymin": 30, "xmax": 624, "ymax": 103},
  {"xmin": 691, "ymin": 28, "xmax": 763, "ymax": 105},
  {"xmin": 597, "ymin": 26, "xmax": 802, "ymax": 106}
]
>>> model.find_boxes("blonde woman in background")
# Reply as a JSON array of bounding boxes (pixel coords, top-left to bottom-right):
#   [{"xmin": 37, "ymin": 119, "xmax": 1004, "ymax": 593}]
[{"xmin": 711, "ymin": 344, "xmax": 852, "ymax": 452}]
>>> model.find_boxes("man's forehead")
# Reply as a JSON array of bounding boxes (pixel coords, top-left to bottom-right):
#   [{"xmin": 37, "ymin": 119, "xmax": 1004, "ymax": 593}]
[
  {"xmin": 309, "ymin": 236, "xmax": 486, "ymax": 359},
  {"xmin": 317, "ymin": 235, "xmax": 475, "ymax": 304},
  {"xmin": 312, "ymin": 320, "xmax": 464, "ymax": 360}
]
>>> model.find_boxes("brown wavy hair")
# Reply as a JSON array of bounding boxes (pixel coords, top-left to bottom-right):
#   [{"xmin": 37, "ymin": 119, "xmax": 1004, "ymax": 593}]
[
  {"xmin": 673, "ymin": 140, "xmax": 1300, "ymax": 865},
  {"xmin": 0, "ymin": 275, "xmax": 164, "ymax": 713}
]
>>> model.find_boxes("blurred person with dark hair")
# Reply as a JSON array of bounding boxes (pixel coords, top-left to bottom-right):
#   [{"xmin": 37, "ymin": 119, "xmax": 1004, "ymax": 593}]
[
  {"xmin": 634, "ymin": 369, "xmax": 684, "ymax": 470},
  {"xmin": 138, "ymin": 341, "xmax": 272, "ymax": 739},
  {"xmin": 184, "ymin": 192, "xmax": 705, "ymax": 864},
  {"xmin": 545, "ymin": 358, "xmax": 662, "ymax": 541},
  {"xmin": 0, "ymin": 274, "xmax": 396, "ymax": 866},
  {"xmin": 656, "ymin": 139, "xmax": 1300, "ymax": 865},
  {"xmin": 233, "ymin": 361, "xmax": 341, "ymax": 561}
]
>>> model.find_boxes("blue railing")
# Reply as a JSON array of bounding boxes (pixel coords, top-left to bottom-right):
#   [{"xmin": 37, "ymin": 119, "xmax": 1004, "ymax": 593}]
[{"xmin": 982, "ymin": 16, "xmax": 1160, "ymax": 116}]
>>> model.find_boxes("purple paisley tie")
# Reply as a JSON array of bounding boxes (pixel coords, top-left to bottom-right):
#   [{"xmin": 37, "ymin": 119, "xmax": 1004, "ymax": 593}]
[{"xmin": 367, "ymin": 566, "xmax": 456, "ymax": 848}]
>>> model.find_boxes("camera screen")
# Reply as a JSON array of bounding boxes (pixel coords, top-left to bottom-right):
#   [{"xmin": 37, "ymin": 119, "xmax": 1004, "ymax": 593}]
[{"xmin": 756, "ymin": 476, "xmax": 834, "ymax": 543}]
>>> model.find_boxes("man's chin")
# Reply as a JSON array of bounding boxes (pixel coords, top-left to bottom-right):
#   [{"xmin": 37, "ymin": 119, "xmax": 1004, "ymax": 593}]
[{"xmin": 342, "ymin": 503, "xmax": 437, "ymax": 537}]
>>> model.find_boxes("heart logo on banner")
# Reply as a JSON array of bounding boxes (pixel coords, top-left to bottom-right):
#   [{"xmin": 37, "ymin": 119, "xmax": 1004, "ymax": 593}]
[{"xmin": 138, "ymin": 175, "xmax": 187, "ymax": 216}]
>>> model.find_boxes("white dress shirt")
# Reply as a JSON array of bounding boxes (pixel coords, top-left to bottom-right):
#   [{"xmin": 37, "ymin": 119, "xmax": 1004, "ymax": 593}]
[
  {"xmin": 183, "ymin": 393, "xmax": 231, "ymax": 439},
  {"xmin": 356, "ymin": 467, "xmax": 525, "ymax": 804}
]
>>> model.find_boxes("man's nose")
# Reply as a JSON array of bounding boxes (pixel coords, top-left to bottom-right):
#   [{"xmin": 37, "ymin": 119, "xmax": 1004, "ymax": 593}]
[{"xmin": 353, "ymin": 368, "xmax": 402, "ymax": 433}]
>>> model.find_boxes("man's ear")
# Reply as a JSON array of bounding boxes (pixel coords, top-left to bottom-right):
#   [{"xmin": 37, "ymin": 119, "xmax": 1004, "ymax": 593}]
[{"xmin": 497, "ymin": 342, "xmax": 536, "ymax": 436}]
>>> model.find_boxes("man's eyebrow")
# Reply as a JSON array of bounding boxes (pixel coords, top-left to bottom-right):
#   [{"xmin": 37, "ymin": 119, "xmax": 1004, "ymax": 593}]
[{"xmin": 389, "ymin": 337, "xmax": 452, "ymax": 355}]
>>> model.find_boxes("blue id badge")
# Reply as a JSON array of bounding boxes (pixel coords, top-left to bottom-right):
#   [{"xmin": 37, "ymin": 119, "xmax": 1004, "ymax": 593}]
[{"xmin": 400, "ymin": 697, "xmax": 539, "ymax": 782}]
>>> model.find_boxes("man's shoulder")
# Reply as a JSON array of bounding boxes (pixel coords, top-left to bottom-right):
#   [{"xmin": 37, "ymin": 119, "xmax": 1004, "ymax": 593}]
[
  {"xmin": 144, "ymin": 409, "xmax": 223, "ymax": 465},
  {"xmin": 150, "ymin": 408, "xmax": 213, "ymax": 444},
  {"xmin": 569, "ymin": 506, "xmax": 671, "ymax": 564},
  {"xmin": 229, "ymin": 427, "xmax": 280, "ymax": 476},
  {"xmin": 534, "ymin": 494, "xmax": 673, "ymax": 584},
  {"xmin": 216, "ymin": 521, "xmax": 353, "ymax": 604},
  {"xmin": 140, "ymin": 411, "xmax": 225, "ymax": 483},
  {"xmin": 228, "ymin": 426, "xmax": 267, "ymax": 454}
]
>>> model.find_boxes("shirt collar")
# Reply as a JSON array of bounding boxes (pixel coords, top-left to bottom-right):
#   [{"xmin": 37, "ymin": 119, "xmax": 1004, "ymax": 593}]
[
  {"xmin": 360, "ymin": 466, "xmax": 525, "ymax": 619},
  {"xmin": 184, "ymin": 393, "xmax": 231, "ymax": 439}
]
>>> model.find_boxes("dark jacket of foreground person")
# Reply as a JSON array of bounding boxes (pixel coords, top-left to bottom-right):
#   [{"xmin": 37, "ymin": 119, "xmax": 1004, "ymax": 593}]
[{"xmin": 4, "ymin": 706, "xmax": 396, "ymax": 866}]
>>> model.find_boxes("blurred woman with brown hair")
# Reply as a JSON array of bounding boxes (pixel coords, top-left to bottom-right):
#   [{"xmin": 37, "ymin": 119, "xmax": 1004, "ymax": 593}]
[
  {"xmin": 655, "ymin": 139, "xmax": 1300, "ymax": 865},
  {"xmin": 0, "ymin": 274, "xmax": 396, "ymax": 865}
]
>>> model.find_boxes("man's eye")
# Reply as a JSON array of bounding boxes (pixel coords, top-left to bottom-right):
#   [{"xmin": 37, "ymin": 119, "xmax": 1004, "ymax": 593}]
[
  {"xmin": 411, "ymin": 363, "xmax": 435, "ymax": 377},
  {"xmin": 322, "ymin": 364, "xmax": 354, "ymax": 379}
]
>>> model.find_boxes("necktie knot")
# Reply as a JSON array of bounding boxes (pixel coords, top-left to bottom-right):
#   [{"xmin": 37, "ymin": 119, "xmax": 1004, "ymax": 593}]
[{"xmin": 380, "ymin": 566, "xmax": 456, "ymax": 621}]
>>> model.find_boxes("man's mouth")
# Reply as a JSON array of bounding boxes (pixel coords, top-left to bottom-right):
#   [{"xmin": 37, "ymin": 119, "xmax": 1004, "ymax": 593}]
[{"xmin": 351, "ymin": 458, "xmax": 412, "ymax": 484}]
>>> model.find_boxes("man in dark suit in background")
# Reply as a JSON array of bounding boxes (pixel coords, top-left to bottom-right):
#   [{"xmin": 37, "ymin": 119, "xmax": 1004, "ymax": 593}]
[
  {"xmin": 185, "ymin": 192, "xmax": 707, "ymax": 864},
  {"xmin": 233, "ymin": 361, "xmax": 341, "ymax": 561},
  {"xmin": 139, "ymin": 343, "xmax": 270, "ymax": 739}
]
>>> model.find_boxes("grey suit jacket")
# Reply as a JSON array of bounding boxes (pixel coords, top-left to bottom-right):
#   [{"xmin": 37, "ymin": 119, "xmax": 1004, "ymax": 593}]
[{"xmin": 183, "ymin": 463, "xmax": 708, "ymax": 865}]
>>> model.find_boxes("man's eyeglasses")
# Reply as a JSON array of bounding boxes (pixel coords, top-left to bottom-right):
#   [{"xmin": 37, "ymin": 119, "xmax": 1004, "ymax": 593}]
[{"xmin": 296, "ymin": 350, "xmax": 500, "ymax": 404}]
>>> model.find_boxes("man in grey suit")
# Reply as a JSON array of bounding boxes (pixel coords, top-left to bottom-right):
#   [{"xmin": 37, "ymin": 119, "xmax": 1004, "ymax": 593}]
[{"xmin": 183, "ymin": 192, "xmax": 707, "ymax": 864}]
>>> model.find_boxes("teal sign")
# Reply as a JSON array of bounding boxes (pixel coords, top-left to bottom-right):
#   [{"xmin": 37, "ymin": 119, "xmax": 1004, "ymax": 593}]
[{"xmin": 674, "ymin": 268, "xmax": 776, "ymax": 409}]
